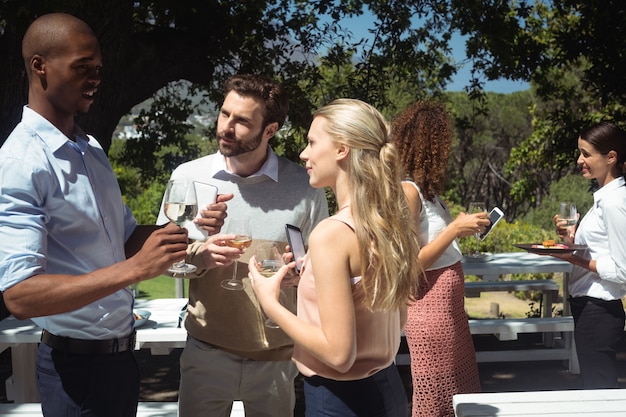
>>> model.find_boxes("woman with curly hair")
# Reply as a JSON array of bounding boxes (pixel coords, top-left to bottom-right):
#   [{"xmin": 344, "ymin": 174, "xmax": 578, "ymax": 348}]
[
  {"xmin": 392, "ymin": 101, "xmax": 486, "ymax": 417},
  {"xmin": 249, "ymin": 98, "xmax": 421, "ymax": 416}
]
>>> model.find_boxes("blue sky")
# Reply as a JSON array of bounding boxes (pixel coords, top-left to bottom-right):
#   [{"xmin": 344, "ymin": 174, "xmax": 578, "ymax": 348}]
[
  {"xmin": 444, "ymin": 33, "xmax": 529, "ymax": 93},
  {"xmin": 332, "ymin": 13, "xmax": 530, "ymax": 94}
]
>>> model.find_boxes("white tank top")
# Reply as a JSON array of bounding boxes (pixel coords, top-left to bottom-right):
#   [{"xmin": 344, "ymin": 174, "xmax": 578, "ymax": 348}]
[{"xmin": 404, "ymin": 181, "xmax": 462, "ymax": 271}]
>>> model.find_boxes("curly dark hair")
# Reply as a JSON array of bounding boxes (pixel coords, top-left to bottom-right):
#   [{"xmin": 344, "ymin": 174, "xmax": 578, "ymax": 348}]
[{"xmin": 391, "ymin": 101, "xmax": 453, "ymax": 202}]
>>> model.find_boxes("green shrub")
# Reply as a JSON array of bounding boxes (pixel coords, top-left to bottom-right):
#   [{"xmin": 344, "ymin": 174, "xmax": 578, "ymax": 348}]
[
  {"xmin": 452, "ymin": 205, "xmax": 559, "ymax": 305},
  {"xmin": 458, "ymin": 218, "xmax": 554, "ymax": 255}
]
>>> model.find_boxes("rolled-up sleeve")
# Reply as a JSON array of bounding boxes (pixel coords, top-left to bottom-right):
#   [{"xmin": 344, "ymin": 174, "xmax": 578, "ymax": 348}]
[
  {"xmin": 0, "ymin": 155, "xmax": 48, "ymax": 291},
  {"xmin": 596, "ymin": 200, "xmax": 626, "ymax": 284}
]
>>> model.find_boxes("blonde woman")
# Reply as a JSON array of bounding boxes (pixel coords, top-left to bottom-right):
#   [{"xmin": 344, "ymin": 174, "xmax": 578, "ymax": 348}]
[{"xmin": 249, "ymin": 99, "xmax": 421, "ymax": 416}]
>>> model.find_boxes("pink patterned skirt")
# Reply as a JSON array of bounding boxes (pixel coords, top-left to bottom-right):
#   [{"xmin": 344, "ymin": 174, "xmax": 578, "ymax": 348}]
[{"xmin": 404, "ymin": 261, "xmax": 480, "ymax": 417}]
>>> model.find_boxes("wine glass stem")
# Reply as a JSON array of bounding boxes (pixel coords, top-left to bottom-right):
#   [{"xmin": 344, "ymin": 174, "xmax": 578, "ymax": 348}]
[
  {"xmin": 475, "ymin": 237, "xmax": 479, "ymax": 254},
  {"xmin": 231, "ymin": 262, "xmax": 238, "ymax": 282},
  {"xmin": 174, "ymin": 223, "xmax": 185, "ymax": 268}
]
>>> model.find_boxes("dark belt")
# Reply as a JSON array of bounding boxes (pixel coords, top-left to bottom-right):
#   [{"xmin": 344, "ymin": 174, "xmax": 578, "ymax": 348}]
[{"xmin": 41, "ymin": 329, "xmax": 136, "ymax": 355}]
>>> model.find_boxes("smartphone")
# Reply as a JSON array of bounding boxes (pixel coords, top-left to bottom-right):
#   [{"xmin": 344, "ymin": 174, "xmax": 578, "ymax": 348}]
[
  {"xmin": 478, "ymin": 207, "xmax": 504, "ymax": 241},
  {"xmin": 285, "ymin": 224, "xmax": 306, "ymax": 273},
  {"xmin": 185, "ymin": 181, "xmax": 218, "ymax": 241}
]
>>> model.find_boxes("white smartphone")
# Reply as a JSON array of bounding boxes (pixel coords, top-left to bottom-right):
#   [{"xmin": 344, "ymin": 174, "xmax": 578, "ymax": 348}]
[
  {"xmin": 478, "ymin": 207, "xmax": 504, "ymax": 241},
  {"xmin": 184, "ymin": 181, "xmax": 218, "ymax": 241},
  {"xmin": 285, "ymin": 224, "xmax": 306, "ymax": 273}
]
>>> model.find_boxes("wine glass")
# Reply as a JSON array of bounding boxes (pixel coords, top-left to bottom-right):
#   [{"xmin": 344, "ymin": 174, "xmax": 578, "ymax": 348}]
[
  {"xmin": 220, "ymin": 217, "xmax": 252, "ymax": 290},
  {"xmin": 468, "ymin": 201, "xmax": 486, "ymax": 257},
  {"xmin": 164, "ymin": 179, "xmax": 198, "ymax": 275},
  {"xmin": 254, "ymin": 242, "xmax": 284, "ymax": 329},
  {"xmin": 558, "ymin": 202, "xmax": 577, "ymax": 228}
]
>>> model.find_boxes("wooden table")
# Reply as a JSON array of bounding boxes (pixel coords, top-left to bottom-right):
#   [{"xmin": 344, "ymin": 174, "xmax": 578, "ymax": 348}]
[
  {"xmin": 462, "ymin": 252, "xmax": 578, "ymax": 372},
  {"xmin": 462, "ymin": 252, "xmax": 572, "ymax": 297},
  {"xmin": 0, "ymin": 298, "xmax": 189, "ymax": 403}
]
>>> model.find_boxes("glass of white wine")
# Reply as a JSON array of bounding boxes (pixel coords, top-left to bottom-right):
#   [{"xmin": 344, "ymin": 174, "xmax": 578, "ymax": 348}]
[
  {"xmin": 164, "ymin": 179, "xmax": 198, "ymax": 275},
  {"xmin": 254, "ymin": 242, "xmax": 284, "ymax": 329},
  {"xmin": 220, "ymin": 217, "xmax": 252, "ymax": 291},
  {"xmin": 558, "ymin": 202, "xmax": 577, "ymax": 228},
  {"xmin": 468, "ymin": 201, "xmax": 486, "ymax": 257}
]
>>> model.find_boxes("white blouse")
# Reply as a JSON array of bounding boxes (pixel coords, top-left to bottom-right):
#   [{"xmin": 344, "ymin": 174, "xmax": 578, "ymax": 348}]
[{"xmin": 569, "ymin": 176, "xmax": 626, "ymax": 300}]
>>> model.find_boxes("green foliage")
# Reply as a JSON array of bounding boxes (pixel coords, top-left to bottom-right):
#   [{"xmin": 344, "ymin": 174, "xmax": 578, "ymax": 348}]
[
  {"xmin": 120, "ymin": 82, "xmax": 211, "ymax": 186},
  {"xmin": 506, "ymin": 62, "xmax": 609, "ymax": 206},
  {"xmin": 446, "ymin": 200, "xmax": 549, "ymax": 256},
  {"xmin": 521, "ymin": 174, "xmax": 595, "ymax": 231},
  {"xmin": 443, "ymin": 91, "xmax": 534, "ymax": 219},
  {"xmin": 455, "ymin": 0, "xmax": 626, "ymax": 204},
  {"xmin": 110, "ymin": 141, "xmax": 144, "ymax": 204},
  {"xmin": 127, "ymin": 182, "xmax": 167, "ymax": 225},
  {"xmin": 272, "ymin": 124, "xmax": 309, "ymax": 167},
  {"xmin": 457, "ymin": 218, "xmax": 553, "ymax": 257}
]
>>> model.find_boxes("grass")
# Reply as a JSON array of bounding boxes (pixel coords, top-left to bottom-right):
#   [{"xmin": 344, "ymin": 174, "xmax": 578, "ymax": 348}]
[
  {"xmin": 464, "ymin": 292, "xmax": 544, "ymax": 319},
  {"xmin": 135, "ymin": 275, "xmax": 186, "ymax": 299},
  {"xmin": 464, "ymin": 275, "xmax": 566, "ymax": 319}
]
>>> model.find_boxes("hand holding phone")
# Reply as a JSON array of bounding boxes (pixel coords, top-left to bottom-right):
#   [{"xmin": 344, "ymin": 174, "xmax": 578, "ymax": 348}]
[
  {"xmin": 478, "ymin": 207, "xmax": 504, "ymax": 241},
  {"xmin": 285, "ymin": 224, "xmax": 306, "ymax": 273}
]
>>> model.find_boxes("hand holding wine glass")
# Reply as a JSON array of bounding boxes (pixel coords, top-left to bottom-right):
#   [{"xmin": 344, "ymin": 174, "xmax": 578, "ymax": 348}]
[
  {"xmin": 254, "ymin": 242, "xmax": 285, "ymax": 329},
  {"xmin": 468, "ymin": 201, "xmax": 486, "ymax": 257},
  {"xmin": 164, "ymin": 179, "xmax": 198, "ymax": 274},
  {"xmin": 555, "ymin": 202, "xmax": 577, "ymax": 242},
  {"xmin": 220, "ymin": 217, "xmax": 252, "ymax": 290}
]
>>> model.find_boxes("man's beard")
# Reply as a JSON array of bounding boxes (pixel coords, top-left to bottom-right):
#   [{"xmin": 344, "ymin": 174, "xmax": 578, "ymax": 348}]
[{"xmin": 218, "ymin": 129, "xmax": 264, "ymax": 157}]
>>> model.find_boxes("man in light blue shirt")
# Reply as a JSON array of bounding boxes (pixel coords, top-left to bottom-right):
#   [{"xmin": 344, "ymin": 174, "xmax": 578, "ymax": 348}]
[{"xmin": 0, "ymin": 13, "xmax": 223, "ymax": 416}]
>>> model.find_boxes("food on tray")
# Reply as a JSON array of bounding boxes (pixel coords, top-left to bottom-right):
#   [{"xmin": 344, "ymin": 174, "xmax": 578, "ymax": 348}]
[
  {"xmin": 532, "ymin": 242, "xmax": 569, "ymax": 249},
  {"xmin": 514, "ymin": 243, "xmax": 586, "ymax": 253}
]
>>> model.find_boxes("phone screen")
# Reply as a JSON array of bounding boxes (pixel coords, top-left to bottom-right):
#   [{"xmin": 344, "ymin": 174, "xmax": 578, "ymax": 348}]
[{"xmin": 285, "ymin": 224, "xmax": 306, "ymax": 273}]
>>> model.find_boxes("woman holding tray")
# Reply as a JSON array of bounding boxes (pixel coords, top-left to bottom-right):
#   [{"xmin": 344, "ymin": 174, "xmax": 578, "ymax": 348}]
[{"xmin": 553, "ymin": 121, "xmax": 626, "ymax": 389}]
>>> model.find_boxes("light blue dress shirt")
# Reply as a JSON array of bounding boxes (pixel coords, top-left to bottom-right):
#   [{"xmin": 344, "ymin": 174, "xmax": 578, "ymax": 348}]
[{"xmin": 0, "ymin": 106, "xmax": 137, "ymax": 339}]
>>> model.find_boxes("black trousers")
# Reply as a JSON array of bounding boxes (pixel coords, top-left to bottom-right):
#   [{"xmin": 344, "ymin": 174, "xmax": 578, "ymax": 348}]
[
  {"xmin": 569, "ymin": 296, "xmax": 625, "ymax": 389},
  {"xmin": 36, "ymin": 342, "xmax": 140, "ymax": 416}
]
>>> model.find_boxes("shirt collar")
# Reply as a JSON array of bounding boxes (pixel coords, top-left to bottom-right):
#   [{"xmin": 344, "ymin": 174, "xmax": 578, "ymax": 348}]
[
  {"xmin": 210, "ymin": 146, "xmax": 279, "ymax": 182},
  {"xmin": 594, "ymin": 176, "xmax": 625, "ymax": 206},
  {"xmin": 22, "ymin": 106, "xmax": 90, "ymax": 154}
]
